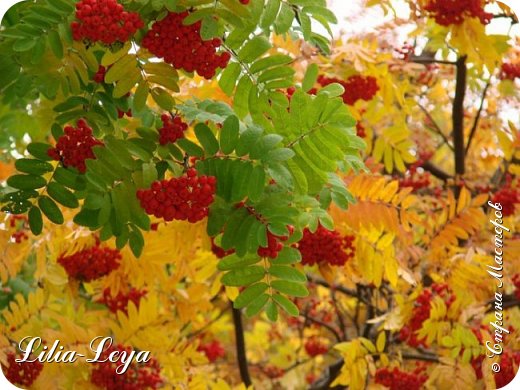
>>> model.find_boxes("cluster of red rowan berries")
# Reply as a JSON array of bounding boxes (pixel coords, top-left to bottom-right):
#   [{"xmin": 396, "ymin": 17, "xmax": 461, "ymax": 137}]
[
  {"xmin": 257, "ymin": 227, "xmax": 293, "ymax": 259},
  {"xmin": 304, "ymin": 337, "xmax": 329, "ymax": 357},
  {"xmin": 398, "ymin": 152, "xmax": 433, "ymax": 191},
  {"xmin": 71, "ymin": 0, "xmax": 144, "ymax": 45},
  {"xmin": 494, "ymin": 351, "xmax": 520, "ymax": 388},
  {"xmin": 94, "ymin": 65, "xmax": 107, "ymax": 83},
  {"xmin": 90, "ymin": 344, "xmax": 162, "ymax": 389},
  {"xmin": 137, "ymin": 169, "xmax": 216, "ymax": 223},
  {"xmin": 491, "ymin": 180, "xmax": 519, "ymax": 217},
  {"xmin": 58, "ymin": 244, "xmax": 121, "ymax": 282},
  {"xmin": 317, "ymin": 74, "xmax": 379, "ymax": 105},
  {"xmin": 142, "ymin": 11, "xmax": 231, "ymax": 79},
  {"xmin": 501, "ymin": 63, "xmax": 520, "ymax": 80},
  {"xmin": 239, "ymin": 0, "xmax": 250, "ymax": 4},
  {"xmin": 210, "ymin": 237, "xmax": 235, "ymax": 259},
  {"xmin": 158, "ymin": 114, "xmax": 188, "ymax": 145},
  {"xmin": 2, "ymin": 352, "xmax": 43, "ymax": 388},
  {"xmin": 47, "ymin": 119, "xmax": 103, "ymax": 174},
  {"xmin": 197, "ymin": 340, "xmax": 225, "ymax": 362},
  {"xmin": 399, "ymin": 283, "xmax": 455, "ymax": 347},
  {"xmin": 100, "ymin": 287, "xmax": 147, "ymax": 314},
  {"xmin": 398, "ymin": 171, "xmax": 431, "ymax": 191},
  {"xmin": 374, "ymin": 366, "xmax": 428, "ymax": 390},
  {"xmin": 297, "ymin": 225, "xmax": 355, "ymax": 267},
  {"xmin": 423, "ymin": 0, "xmax": 492, "ymax": 26}
]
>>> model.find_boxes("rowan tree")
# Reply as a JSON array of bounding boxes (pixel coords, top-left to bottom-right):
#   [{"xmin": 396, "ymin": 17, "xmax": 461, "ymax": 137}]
[{"xmin": 0, "ymin": 0, "xmax": 519, "ymax": 389}]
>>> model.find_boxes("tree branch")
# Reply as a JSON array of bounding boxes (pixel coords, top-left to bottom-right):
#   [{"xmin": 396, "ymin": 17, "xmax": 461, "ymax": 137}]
[
  {"xmin": 453, "ymin": 56, "xmax": 467, "ymax": 180},
  {"xmin": 465, "ymin": 81, "xmax": 490, "ymax": 156},
  {"xmin": 422, "ymin": 161, "xmax": 452, "ymax": 181},
  {"xmin": 232, "ymin": 306, "xmax": 252, "ymax": 387},
  {"xmin": 309, "ymin": 358, "xmax": 346, "ymax": 390},
  {"xmin": 417, "ymin": 101, "xmax": 454, "ymax": 151}
]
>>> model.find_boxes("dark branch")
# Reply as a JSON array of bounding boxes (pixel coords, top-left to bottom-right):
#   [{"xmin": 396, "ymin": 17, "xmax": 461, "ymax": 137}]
[
  {"xmin": 232, "ymin": 306, "xmax": 252, "ymax": 387},
  {"xmin": 422, "ymin": 161, "xmax": 452, "ymax": 181},
  {"xmin": 302, "ymin": 312, "xmax": 343, "ymax": 343},
  {"xmin": 465, "ymin": 81, "xmax": 490, "ymax": 156},
  {"xmin": 309, "ymin": 359, "xmax": 346, "ymax": 390},
  {"xmin": 453, "ymin": 56, "xmax": 467, "ymax": 179},
  {"xmin": 409, "ymin": 56, "xmax": 457, "ymax": 65}
]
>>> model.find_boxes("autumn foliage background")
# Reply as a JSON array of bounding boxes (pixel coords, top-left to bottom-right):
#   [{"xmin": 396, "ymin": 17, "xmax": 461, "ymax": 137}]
[{"xmin": 0, "ymin": 0, "xmax": 520, "ymax": 389}]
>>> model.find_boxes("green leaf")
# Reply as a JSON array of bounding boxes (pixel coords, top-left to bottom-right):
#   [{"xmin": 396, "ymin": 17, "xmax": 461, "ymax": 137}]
[
  {"xmin": 54, "ymin": 167, "xmax": 85, "ymax": 190},
  {"xmin": 274, "ymin": 2, "xmax": 294, "ymax": 34},
  {"xmin": 234, "ymin": 76, "xmax": 254, "ymax": 118},
  {"xmin": 13, "ymin": 39, "xmax": 36, "ymax": 52},
  {"xmin": 319, "ymin": 83, "xmax": 345, "ymax": 97},
  {"xmin": 7, "ymin": 174, "xmax": 47, "ymax": 190},
  {"xmin": 177, "ymin": 138, "xmax": 204, "ymax": 158},
  {"xmin": 218, "ymin": 253, "xmax": 261, "ymax": 271},
  {"xmin": 221, "ymin": 265, "xmax": 265, "ymax": 286},
  {"xmin": 73, "ymin": 208, "xmax": 100, "ymax": 228},
  {"xmin": 218, "ymin": 62, "xmax": 241, "ymax": 96},
  {"xmin": 302, "ymin": 63, "xmax": 318, "ymax": 92},
  {"xmin": 220, "ymin": 115, "xmax": 240, "ymax": 154},
  {"xmin": 47, "ymin": 181, "xmax": 79, "ymax": 208},
  {"xmin": 28, "ymin": 206, "xmax": 43, "ymax": 235},
  {"xmin": 14, "ymin": 159, "xmax": 53, "ymax": 175},
  {"xmin": 271, "ymin": 247, "xmax": 302, "ymax": 265},
  {"xmin": 266, "ymin": 300, "xmax": 279, "ymax": 321},
  {"xmin": 271, "ymin": 280, "xmax": 308, "ymax": 297},
  {"xmin": 151, "ymin": 87, "xmax": 175, "ymax": 111},
  {"xmin": 269, "ymin": 265, "xmax": 306, "ymax": 282},
  {"xmin": 260, "ymin": 0, "xmax": 281, "ymax": 30},
  {"xmin": 245, "ymin": 293, "xmax": 269, "ymax": 317},
  {"xmin": 195, "ymin": 123, "xmax": 219, "ymax": 155},
  {"xmin": 272, "ymin": 293, "xmax": 299, "ymax": 316},
  {"xmin": 247, "ymin": 165, "xmax": 265, "ymax": 202},
  {"xmin": 38, "ymin": 196, "xmax": 64, "ymax": 224},
  {"xmin": 236, "ymin": 126, "xmax": 262, "ymax": 157},
  {"xmin": 234, "ymin": 282, "xmax": 269, "ymax": 309},
  {"xmin": 133, "ymin": 81, "xmax": 149, "ymax": 112},
  {"xmin": 250, "ymin": 54, "xmax": 293, "ymax": 74},
  {"xmin": 142, "ymin": 162, "xmax": 157, "ymax": 187},
  {"xmin": 27, "ymin": 142, "xmax": 53, "ymax": 161},
  {"xmin": 129, "ymin": 229, "xmax": 144, "ymax": 257},
  {"xmin": 105, "ymin": 54, "xmax": 136, "ymax": 83},
  {"xmin": 265, "ymin": 148, "xmax": 294, "ymax": 162},
  {"xmin": 47, "ymin": 30, "xmax": 63, "ymax": 58}
]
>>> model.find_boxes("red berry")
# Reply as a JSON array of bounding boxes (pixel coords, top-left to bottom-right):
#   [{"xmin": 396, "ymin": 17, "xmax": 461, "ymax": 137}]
[
  {"xmin": 297, "ymin": 225, "xmax": 355, "ymax": 267},
  {"xmin": 374, "ymin": 367, "xmax": 428, "ymax": 390},
  {"xmin": 501, "ymin": 63, "xmax": 520, "ymax": 80},
  {"xmin": 100, "ymin": 287, "xmax": 147, "ymax": 314},
  {"xmin": 71, "ymin": 0, "xmax": 143, "ymax": 45},
  {"xmin": 142, "ymin": 11, "xmax": 230, "ymax": 79},
  {"xmin": 197, "ymin": 340, "xmax": 225, "ymax": 362},
  {"xmin": 304, "ymin": 337, "xmax": 328, "ymax": 357},
  {"xmin": 94, "ymin": 65, "xmax": 106, "ymax": 83},
  {"xmin": 58, "ymin": 244, "xmax": 121, "ymax": 282},
  {"xmin": 47, "ymin": 119, "xmax": 103, "ymax": 173},
  {"xmin": 398, "ymin": 283, "xmax": 455, "ymax": 348},
  {"xmin": 423, "ymin": 0, "xmax": 492, "ymax": 26},
  {"xmin": 90, "ymin": 344, "xmax": 162, "ymax": 389},
  {"xmin": 137, "ymin": 170, "xmax": 216, "ymax": 223},
  {"xmin": 318, "ymin": 74, "xmax": 379, "ymax": 105},
  {"xmin": 491, "ymin": 179, "xmax": 519, "ymax": 217},
  {"xmin": 158, "ymin": 114, "xmax": 188, "ymax": 145},
  {"xmin": 1, "ymin": 352, "xmax": 43, "ymax": 387}
]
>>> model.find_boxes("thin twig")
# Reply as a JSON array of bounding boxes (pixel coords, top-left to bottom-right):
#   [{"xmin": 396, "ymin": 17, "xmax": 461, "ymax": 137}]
[
  {"xmin": 465, "ymin": 81, "xmax": 490, "ymax": 156},
  {"xmin": 417, "ymin": 102, "xmax": 454, "ymax": 151}
]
